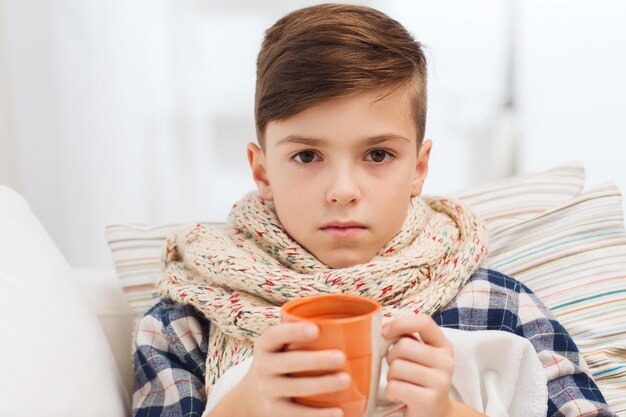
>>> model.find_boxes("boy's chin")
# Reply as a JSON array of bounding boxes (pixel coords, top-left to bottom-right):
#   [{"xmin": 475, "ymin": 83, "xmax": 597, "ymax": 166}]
[{"xmin": 317, "ymin": 250, "xmax": 374, "ymax": 269}]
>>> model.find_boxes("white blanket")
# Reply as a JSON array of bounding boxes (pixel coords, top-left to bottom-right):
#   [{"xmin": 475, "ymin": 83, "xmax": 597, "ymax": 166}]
[{"xmin": 202, "ymin": 327, "xmax": 548, "ymax": 417}]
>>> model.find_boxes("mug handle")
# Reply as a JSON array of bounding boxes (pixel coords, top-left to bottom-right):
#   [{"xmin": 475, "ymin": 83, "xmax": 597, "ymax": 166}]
[{"xmin": 371, "ymin": 332, "xmax": 422, "ymax": 417}]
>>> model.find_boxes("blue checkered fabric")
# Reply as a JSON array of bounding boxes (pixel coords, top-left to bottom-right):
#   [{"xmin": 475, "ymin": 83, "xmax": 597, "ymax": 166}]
[{"xmin": 131, "ymin": 268, "xmax": 616, "ymax": 416}]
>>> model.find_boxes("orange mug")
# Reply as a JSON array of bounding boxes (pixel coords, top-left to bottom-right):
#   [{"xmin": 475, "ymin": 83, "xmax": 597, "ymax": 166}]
[{"xmin": 281, "ymin": 293, "xmax": 408, "ymax": 417}]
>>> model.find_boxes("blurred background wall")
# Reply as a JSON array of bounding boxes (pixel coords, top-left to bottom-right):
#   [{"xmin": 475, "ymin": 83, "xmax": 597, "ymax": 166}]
[{"xmin": 0, "ymin": 0, "xmax": 625, "ymax": 268}]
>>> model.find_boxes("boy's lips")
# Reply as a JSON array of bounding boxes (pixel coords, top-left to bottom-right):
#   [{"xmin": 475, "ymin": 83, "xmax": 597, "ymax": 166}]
[
  {"xmin": 320, "ymin": 221, "xmax": 368, "ymax": 238},
  {"xmin": 320, "ymin": 221, "xmax": 367, "ymax": 229}
]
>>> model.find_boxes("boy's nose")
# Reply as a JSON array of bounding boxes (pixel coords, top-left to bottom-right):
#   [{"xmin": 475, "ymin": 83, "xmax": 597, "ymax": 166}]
[{"xmin": 326, "ymin": 168, "xmax": 362, "ymax": 205}]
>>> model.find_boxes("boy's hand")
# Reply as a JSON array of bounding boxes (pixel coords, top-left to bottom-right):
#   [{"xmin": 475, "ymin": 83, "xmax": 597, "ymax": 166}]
[
  {"xmin": 237, "ymin": 322, "xmax": 349, "ymax": 417},
  {"xmin": 382, "ymin": 314, "xmax": 454, "ymax": 417}
]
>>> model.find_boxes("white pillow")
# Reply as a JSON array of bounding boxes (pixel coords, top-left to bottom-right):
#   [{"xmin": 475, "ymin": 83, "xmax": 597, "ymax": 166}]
[{"xmin": 0, "ymin": 185, "xmax": 129, "ymax": 417}]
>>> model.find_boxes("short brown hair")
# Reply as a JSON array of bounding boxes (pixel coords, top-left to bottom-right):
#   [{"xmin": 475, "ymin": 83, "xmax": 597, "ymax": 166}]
[{"xmin": 255, "ymin": 3, "xmax": 427, "ymax": 150}]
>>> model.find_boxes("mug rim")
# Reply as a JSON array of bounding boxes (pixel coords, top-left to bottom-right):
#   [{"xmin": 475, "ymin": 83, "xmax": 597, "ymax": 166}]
[{"xmin": 281, "ymin": 293, "xmax": 382, "ymax": 323}]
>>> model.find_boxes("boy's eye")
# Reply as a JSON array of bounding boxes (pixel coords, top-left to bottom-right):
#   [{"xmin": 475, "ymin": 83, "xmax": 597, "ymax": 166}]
[
  {"xmin": 290, "ymin": 149, "xmax": 395, "ymax": 164},
  {"xmin": 366, "ymin": 149, "xmax": 393, "ymax": 163},
  {"xmin": 292, "ymin": 150, "xmax": 319, "ymax": 164}
]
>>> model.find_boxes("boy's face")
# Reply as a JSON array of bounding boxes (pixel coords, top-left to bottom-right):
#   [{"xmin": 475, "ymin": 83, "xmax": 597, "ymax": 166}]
[{"xmin": 247, "ymin": 87, "xmax": 432, "ymax": 269}]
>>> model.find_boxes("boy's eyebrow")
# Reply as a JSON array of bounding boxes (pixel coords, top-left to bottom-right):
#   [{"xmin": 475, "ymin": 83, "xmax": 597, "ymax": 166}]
[{"xmin": 275, "ymin": 134, "xmax": 410, "ymax": 147}]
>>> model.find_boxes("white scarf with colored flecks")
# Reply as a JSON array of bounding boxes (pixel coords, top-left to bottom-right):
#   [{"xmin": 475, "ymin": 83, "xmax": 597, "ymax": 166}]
[{"xmin": 155, "ymin": 190, "xmax": 488, "ymax": 399}]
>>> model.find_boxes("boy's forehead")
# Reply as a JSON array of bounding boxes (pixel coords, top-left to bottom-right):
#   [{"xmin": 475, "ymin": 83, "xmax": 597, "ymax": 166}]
[{"xmin": 265, "ymin": 87, "xmax": 416, "ymax": 147}]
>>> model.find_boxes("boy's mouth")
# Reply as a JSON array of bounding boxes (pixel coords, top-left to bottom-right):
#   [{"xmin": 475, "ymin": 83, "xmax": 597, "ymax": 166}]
[
  {"xmin": 321, "ymin": 226, "xmax": 366, "ymax": 238},
  {"xmin": 320, "ymin": 220, "xmax": 367, "ymax": 229},
  {"xmin": 320, "ymin": 221, "xmax": 367, "ymax": 238}
]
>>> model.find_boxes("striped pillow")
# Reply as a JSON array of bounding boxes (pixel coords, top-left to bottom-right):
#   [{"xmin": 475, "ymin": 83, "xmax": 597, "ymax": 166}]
[
  {"xmin": 449, "ymin": 161, "xmax": 585, "ymax": 234},
  {"xmin": 105, "ymin": 222, "xmax": 225, "ymax": 316},
  {"xmin": 482, "ymin": 182, "xmax": 626, "ymax": 412}
]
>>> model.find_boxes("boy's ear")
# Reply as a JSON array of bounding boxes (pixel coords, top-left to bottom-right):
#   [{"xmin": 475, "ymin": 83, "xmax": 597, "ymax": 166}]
[
  {"xmin": 411, "ymin": 139, "xmax": 432, "ymax": 197},
  {"xmin": 246, "ymin": 142, "xmax": 273, "ymax": 200}
]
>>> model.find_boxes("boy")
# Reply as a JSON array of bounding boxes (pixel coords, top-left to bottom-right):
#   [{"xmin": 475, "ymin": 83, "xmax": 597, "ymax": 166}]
[{"xmin": 132, "ymin": 3, "xmax": 615, "ymax": 417}]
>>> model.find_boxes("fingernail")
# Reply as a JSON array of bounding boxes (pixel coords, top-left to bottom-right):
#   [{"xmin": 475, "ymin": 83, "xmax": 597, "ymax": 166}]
[
  {"xmin": 331, "ymin": 408, "xmax": 343, "ymax": 417},
  {"xmin": 329, "ymin": 351, "xmax": 345, "ymax": 365},
  {"xmin": 337, "ymin": 373, "xmax": 350, "ymax": 386},
  {"xmin": 304, "ymin": 324, "xmax": 318, "ymax": 338},
  {"xmin": 382, "ymin": 324, "xmax": 390, "ymax": 336}
]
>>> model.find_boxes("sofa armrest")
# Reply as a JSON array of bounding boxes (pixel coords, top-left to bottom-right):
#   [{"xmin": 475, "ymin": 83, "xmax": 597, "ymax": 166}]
[{"xmin": 71, "ymin": 267, "xmax": 135, "ymax": 401}]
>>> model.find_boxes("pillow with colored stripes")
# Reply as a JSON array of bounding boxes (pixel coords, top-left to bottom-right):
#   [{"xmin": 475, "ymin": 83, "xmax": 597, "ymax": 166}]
[
  {"xmin": 481, "ymin": 182, "xmax": 626, "ymax": 413},
  {"xmin": 448, "ymin": 161, "xmax": 585, "ymax": 235},
  {"xmin": 106, "ymin": 221, "xmax": 225, "ymax": 316}
]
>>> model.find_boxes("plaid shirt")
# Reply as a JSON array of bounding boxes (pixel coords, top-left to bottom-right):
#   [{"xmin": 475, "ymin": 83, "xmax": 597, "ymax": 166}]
[{"xmin": 132, "ymin": 268, "xmax": 616, "ymax": 417}]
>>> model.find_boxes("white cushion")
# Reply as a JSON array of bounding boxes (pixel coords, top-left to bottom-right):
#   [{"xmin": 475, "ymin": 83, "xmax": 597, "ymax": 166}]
[
  {"xmin": 0, "ymin": 185, "xmax": 129, "ymax": 417},
  {"xmin": 71, "ymin": 267, "xmax": 135, "ymax": 400}
]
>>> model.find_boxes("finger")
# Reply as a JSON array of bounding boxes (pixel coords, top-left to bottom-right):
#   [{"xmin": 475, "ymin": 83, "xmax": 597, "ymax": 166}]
[
  {"xmin": 256, "ymin": 322, "xmax": 319, "ymax": 353},
  {"xmin": 386, "ymin": 337, "xmax": 452, "ymax": 369},
  {"xmin": 267, "ymin": 372, "xmax": 351, "ymax": 398},
  {"xmin": 383, "ymin": 314, "xmax": 451, "ymax": 350},
  {"xmin": 387, "ymin": 358, "xmax": 449, "ymax": 389},
  {"xmin": 274, "ymin": 399, "xmax": 343, "ymax": 417},
  {"xmin": 385, "ymin": 379, "xmax": 449, "ymax": 416},
  {"xmin": 260, "ymin": 349, "xmax": 347, "ymax": 375},
  {"xmin": 385, "ymin": 378, "xmax": 429, "ymax": 404}
]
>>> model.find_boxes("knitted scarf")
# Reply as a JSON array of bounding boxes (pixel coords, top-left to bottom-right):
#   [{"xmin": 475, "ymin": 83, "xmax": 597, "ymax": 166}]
[{"xmin": 156, "ymin": 191, "xmax": 488, "ymax": 399}]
